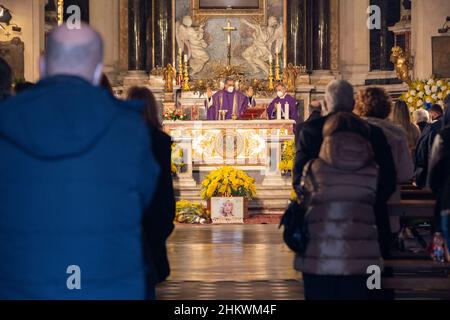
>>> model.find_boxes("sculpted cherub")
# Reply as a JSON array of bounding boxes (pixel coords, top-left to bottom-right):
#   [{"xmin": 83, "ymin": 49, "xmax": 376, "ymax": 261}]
[{"xmin": 390, "ymin": 46, "xmax": 412, "ymax": 85}]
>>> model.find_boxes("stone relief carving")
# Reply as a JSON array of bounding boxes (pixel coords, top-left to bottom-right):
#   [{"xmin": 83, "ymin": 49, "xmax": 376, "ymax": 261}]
[
  {"xmin": 241, "ymin": 16, "xmax": 283, "ymax": 76},
  {"xmin": 176, "ymin": 16, "xmax": 210, "ymax": 74}
]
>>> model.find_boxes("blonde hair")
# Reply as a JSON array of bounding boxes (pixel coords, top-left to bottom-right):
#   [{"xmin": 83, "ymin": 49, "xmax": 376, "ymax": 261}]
[{"xmin": 391, "ymin": 100, "xmax": 420, "ymax": 151}]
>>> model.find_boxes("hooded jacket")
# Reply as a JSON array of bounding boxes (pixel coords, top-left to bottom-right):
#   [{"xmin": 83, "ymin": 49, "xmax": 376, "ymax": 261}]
[
  {"xmin": 295, "ymin": 131, "xmax": 382, "ymax": 275},
  {"xmin": 0, "ymin": 76, "xmax": 159, "ymax": 299}
]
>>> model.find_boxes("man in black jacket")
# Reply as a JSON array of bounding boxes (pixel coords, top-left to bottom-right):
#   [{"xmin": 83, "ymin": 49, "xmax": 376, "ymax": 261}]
[
  {"xmin": 415, "ymin": 104, "xmax": 444, "ymax": 188},
  {"xmin": 293, "ymin": 80, "xmax": 397, "ymax": 259},
  {"xmin": 428, "ymin": 95, "xmax": 450, "ymax": 252}
]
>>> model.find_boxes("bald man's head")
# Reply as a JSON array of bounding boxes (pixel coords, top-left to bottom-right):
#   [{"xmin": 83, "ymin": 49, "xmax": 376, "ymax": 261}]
[{"xmin": 41, "ymin": 23, "xmax": 104, "ymax": 85}]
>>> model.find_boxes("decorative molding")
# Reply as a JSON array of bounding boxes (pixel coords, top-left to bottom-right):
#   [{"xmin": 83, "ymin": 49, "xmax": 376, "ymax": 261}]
[{"xmin": 191, "ymin": 0, "xmax": 267, "ymax": 24}]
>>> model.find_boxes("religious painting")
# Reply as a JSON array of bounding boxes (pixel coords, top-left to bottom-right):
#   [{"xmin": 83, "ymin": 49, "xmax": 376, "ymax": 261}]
[
  {"xmin": 176, "ymin": 0, "xmax": 284, "ymax": 80},
  {"xmin": 192, "ymin": 0, "xmax": 266, "ymax": 22},
  {"xmin": 199, "ymin": 0, "xmax": 260, "ymax": 9},
  {"xmin": 432, "ymin": 36, "xmax": 450, "ymax": 78},
  {"xmin": 211, "ymin": 197, "xmax": 244, "ymax": 224}
]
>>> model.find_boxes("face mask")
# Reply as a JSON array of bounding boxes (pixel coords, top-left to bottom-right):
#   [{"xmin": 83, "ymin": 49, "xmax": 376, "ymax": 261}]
[
  {"xmin": 277, "ymin": 91, "xmax": 284, "ymax": 98},
  {"xmin": 227, "ymin": 86, "xmax": 235, "ymax": 94}
]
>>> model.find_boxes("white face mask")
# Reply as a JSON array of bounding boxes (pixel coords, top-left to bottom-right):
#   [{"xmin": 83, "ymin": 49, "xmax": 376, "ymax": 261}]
[
  {"xmin": 277, "ymin": 91, "xmax": 284, "ymax": 98},
  {"xmin": 227, "ymin": 86, "xmax": 235, "ymax": 94}
]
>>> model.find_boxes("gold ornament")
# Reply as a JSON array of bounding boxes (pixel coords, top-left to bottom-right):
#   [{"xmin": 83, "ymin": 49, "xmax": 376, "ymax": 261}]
[
  {"xmin": 390, "ymin": 46, "xmax": 412, "ymax": 85},
  {"xmin": 183, "ymin": 57, "xmax": 191, "ymax": 91},
  {"xmin": 268, "ymin": 59, "xmax": 274, "ymax": 91}
]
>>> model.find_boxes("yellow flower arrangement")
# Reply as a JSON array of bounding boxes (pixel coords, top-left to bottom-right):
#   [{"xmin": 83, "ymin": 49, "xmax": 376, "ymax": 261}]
[
  {"xmin": 175, "ymin": 200, "xmax": 210, "ymax": 224},
  {"xmin": 402, "ymin": 78, "xmax": 450, "ymax": 112},
  {"xmin": 279, "ymin": 140, "xmax": 295, "ymax": 174},
  {"xmin": 201, "ymin": 166, "xmax": 256, "ymax": 200}
]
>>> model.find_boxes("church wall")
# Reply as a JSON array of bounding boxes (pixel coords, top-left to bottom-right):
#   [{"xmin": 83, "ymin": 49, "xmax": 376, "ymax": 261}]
[
  {"xmin": 0, "ymin": 0, "xmax": 45, "ymax": 82},
  {"xmin": 411, "ymin": 0, "xmax": 450, "ymax": 79}
]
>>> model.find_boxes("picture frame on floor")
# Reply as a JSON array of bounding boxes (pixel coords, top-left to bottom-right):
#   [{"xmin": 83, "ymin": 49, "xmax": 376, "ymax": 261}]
[{"xmin": 210, "ymin": 197, "xmax": 244, "ymax": 224}]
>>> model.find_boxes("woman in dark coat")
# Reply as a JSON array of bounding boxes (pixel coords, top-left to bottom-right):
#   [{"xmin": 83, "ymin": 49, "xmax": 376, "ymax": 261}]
[
  {"xmin": 296, "ymin": 112, "xmax": 383, "ymax": 300},
  {"xmin": 127, "ymin": 87, "xmax": 175, "ymax": 299}
]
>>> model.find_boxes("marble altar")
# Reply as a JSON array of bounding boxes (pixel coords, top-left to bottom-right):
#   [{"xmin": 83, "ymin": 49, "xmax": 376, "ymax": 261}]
[{"xmin": 164, "ymin": 119, "xmax": 296, "ymax": 214}]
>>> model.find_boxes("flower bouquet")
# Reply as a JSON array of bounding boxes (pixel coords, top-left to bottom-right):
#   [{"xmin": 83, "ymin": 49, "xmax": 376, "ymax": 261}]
[
  {"xmin": 175, "ymin": 200, "xmax": 210, "ymax": 224},
  {"xmin": 279, "ymin": 140, "xmax": 295, "ymax": 175},
  {"xmin": 163, "ymin": 109, "xmax": 187, "ymax": 121},
  {"xmin": 402, "ymin": 78, "xmax": 450, "ymax": 112},
  {"xmin": 201, "ymin": 166, "xmax": 256, "ymax": 200},
  {"xmin": 201, "ymin": 167, "xmax": 256, "ymax": 222}
]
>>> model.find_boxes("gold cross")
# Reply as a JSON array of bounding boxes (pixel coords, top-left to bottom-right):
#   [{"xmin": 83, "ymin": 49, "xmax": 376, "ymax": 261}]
[{"xmin": 222, "ymin": 20, "xmax": 237, "ymax": 66}]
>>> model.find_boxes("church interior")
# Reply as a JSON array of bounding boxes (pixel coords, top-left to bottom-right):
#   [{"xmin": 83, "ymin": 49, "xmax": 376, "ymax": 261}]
[{"xmin": 1, "ymin": 0, "xmax": 450, "ymax": 302}]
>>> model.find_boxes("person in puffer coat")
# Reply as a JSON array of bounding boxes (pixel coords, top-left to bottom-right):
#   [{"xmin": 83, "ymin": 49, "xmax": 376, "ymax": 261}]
[{"xmin": 295, "ymin": 112, "xmax": 383, "ymax": 300}]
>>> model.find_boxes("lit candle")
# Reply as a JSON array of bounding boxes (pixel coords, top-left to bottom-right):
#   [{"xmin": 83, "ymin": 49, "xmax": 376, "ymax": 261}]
[
  {"xmin": 184, "ymin": 54, "xmax": 188, "ymax": 63},
  {"xmin": 284, "ymin": 102, "xmax": 290, "ymax": 120},
  {"xmin": 276, "ymin": 103, "xmax": 282, "ymax": 120},
  {"xmin": 269, "ymin": 55, "xmax": 273, "ymax": 64}
]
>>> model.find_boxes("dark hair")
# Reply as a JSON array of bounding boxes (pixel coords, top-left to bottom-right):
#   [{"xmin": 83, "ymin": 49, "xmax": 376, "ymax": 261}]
[
  {"xmin": 0, "ymin": 57, "xmax": 12, "ymax": 101},
  {"xmin": 443, "ymin": 94, "xmax": 450, "ymax": 128},
  {"xmin": 444, "ymin": 94, "xmax": 450, "ymax": 109},
  {"xmin": 127, "ymin": 86, "xmax": 162, "ymax": 130},
  {"xmin": 355, "ymin": 87, "xmax": 392, "ymax": 119},
  {"xmin": 429, "ymin": 103, "xmax": 443, "ymax": 115},
  {"xmin": 324, "ymin": 111, "xmax": 370, "ymax": 139},
  {"xmin": 14, "ymin": 81, "xmax": 35, "ymax": 95}
]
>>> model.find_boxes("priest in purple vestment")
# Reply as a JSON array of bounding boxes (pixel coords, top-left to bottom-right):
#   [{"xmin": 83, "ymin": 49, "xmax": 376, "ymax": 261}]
[
  {"xmin": 267, "ymin": 84, "xmax": 299, "ymax": 122},
  {"xmin": 205, "ymin": 78, "xmax": 256, "ymax": 120}
]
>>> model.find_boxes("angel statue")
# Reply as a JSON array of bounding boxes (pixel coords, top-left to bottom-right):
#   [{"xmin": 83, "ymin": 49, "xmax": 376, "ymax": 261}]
[
  {"xmin": 390, "ymin": 46, "xmax": 412, "ymax": 85},
  {"xmin": 176, "ymin": 16, "xmax": 210, "ymax": 75},
  {"xmin": 241, "ymin": 16, "xmax": 283, "ymax": 76}
]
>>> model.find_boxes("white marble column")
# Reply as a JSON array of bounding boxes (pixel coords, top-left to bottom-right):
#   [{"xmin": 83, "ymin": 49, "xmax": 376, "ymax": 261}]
[
  {"xmin": 338, "ymin": 0, "xmax": 370, "ymax": 85},
  {"xmin": 173, "ymin": 137, "xmax": 197, "ymax": 188},
  {"xmin": 89, "ymin": 0, "xmax": 120, "ymax": 77},
  {"xmin": 262, "ymin": 134, "xmax": 292, "ymax": 187},
  {"xmin": 411, "ymin": 0, "xmax": 450, "ymax": 79}
]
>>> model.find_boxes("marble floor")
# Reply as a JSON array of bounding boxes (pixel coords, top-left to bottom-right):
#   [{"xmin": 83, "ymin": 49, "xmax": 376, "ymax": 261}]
[
  {"xmin": 156, "ymin": 224, "xmax": 450, "ymax": 300},
  {"xmin": 156, "ymin": 224, "xmax": 304, "ymax": 300}
]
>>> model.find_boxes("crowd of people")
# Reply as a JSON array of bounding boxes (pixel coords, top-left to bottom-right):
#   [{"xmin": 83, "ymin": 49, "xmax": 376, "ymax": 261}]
[
  {"xmin": 0, "ymin": 23, "xmax": 449, "ymax": 300},
  {"xmin": 293, "ymin": 80, "xmax": 450, "ymax": 300}
]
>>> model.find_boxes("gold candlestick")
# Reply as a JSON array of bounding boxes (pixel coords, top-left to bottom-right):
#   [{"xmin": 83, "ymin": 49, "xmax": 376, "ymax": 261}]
[
  {"xmin": 268, "ymin": 59, "xmax": 274, "ymax": 91},
  {"xmin": 182, "ymin": 57, "xmax": 190, "ymax": 92},
  {"xmin": 177, "ymin": 49, "xmax": 183, "ymax": 86},
  {"xmin": 57, "ymin": 0, "xmax": 64, "ymax": 26},
  {"xmin": 275, "ymin": 51, "xmax": 281, "ymax": 82}
]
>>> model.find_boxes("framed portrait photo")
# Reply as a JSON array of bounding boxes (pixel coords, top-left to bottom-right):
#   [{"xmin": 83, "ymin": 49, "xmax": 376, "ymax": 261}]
[{"xmin": 210, "ymin": 197, "xmax": 244, "ymax": 224}]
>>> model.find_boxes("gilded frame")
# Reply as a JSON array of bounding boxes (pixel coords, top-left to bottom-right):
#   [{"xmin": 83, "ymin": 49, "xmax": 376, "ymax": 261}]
[{"xmin": 191, "ymin": 0, "xmax": 267, "ymax": 24}]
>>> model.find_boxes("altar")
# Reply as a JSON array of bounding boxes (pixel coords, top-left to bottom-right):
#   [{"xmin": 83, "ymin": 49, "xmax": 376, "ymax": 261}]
[{"xmin": 164, "ymin": 119, "xmax": 295, "ymax": 214}]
